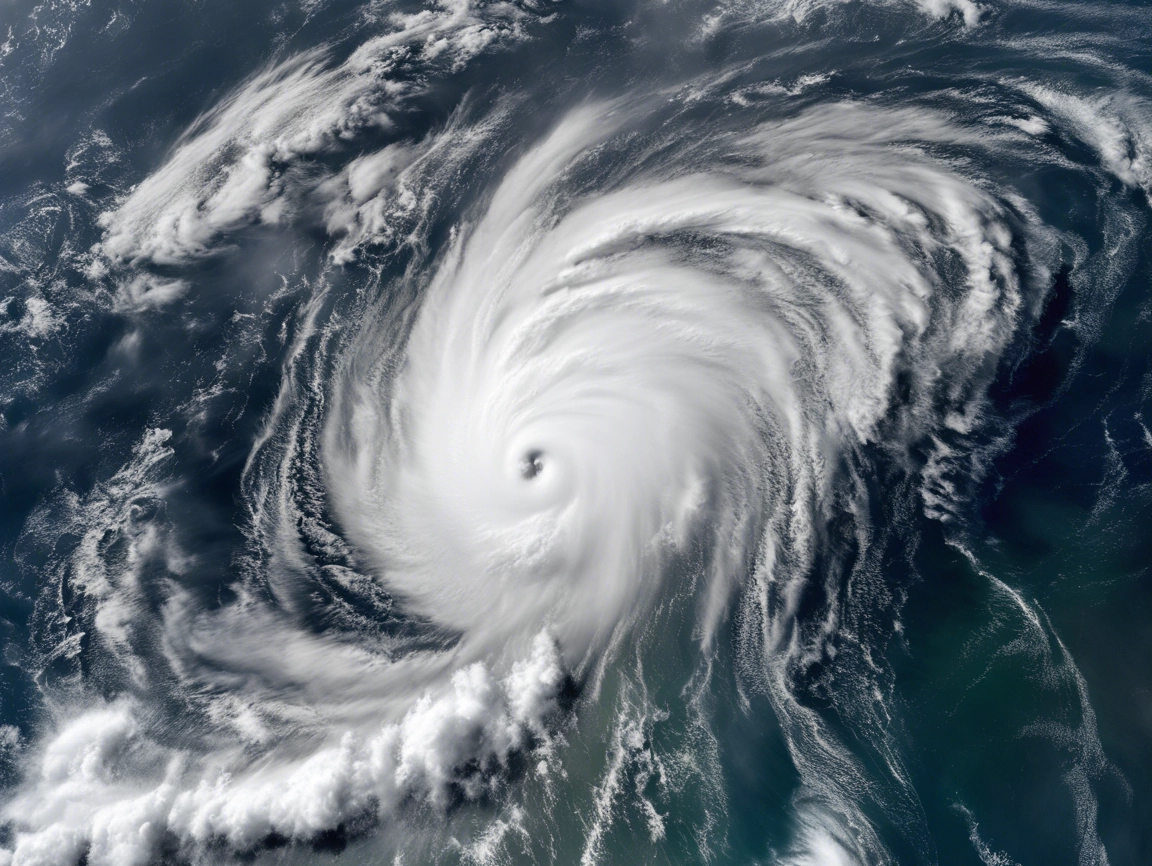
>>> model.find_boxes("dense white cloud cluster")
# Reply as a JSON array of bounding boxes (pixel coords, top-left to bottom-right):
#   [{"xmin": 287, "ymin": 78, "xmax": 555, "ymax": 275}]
[{"xmin": 2, "ymin": 633, "xmax": 565, "ymax": 866}]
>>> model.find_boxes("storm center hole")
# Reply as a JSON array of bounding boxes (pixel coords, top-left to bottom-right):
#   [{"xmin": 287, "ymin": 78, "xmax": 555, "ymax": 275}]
[{"xmin": 520, "ymin": 449, "xmax": 545, "ymax": 480}]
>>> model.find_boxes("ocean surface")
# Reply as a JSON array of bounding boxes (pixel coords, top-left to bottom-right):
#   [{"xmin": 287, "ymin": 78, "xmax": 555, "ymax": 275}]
[{"xmin": 0, "ymin": 1, "xmax": 1150, "ymax": 864}]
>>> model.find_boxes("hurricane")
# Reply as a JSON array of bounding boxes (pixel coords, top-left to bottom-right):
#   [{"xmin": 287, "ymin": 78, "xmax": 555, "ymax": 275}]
[{"xmin": 1, "ymin": 1, "xmax": 1150, "ymax": 864}]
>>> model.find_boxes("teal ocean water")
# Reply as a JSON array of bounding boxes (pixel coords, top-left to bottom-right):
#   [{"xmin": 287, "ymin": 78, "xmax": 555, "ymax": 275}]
[{"xmin": 0, "ymin": 1, "xmax": 1150, "ymax": 864}]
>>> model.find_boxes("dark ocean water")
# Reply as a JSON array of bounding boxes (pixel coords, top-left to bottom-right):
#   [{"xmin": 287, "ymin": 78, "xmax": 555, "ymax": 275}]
[{"xmin": 0, "ymin": 1, "xmax": 1150, "ymax": 865}]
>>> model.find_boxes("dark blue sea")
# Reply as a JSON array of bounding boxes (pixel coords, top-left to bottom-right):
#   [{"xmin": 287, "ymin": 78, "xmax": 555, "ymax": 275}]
[{"xmin": 1, "ymin": 1, "xmax": 1150, "ymax": 864}]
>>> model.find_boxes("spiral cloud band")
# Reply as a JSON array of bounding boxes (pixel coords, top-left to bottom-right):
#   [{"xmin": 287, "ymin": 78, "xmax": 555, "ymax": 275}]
[{"xmin": 1, "ymin": 0, "xmax": 1149, "ymax": 864}]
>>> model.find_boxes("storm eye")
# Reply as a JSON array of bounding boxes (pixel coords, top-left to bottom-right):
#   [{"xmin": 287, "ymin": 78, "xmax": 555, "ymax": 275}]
[{"xmin": 520, "ymin": 449, "xmax": 545, "ymax": 480}]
